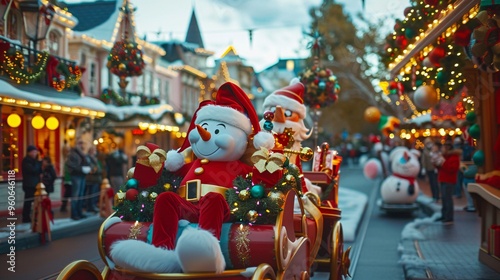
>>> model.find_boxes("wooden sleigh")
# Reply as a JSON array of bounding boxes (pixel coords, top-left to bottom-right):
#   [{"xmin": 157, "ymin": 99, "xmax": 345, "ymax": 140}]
[{"xmin": 57, "ymin": 162, "xmax": 350, "ymax": 280}]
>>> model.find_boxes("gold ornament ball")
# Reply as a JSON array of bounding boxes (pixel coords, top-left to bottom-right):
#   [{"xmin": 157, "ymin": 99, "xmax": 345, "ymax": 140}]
[
  {"xmin": 114, "ymin": 191, "xmax": 126, "ymax": 206},
  {"xmin": 164, "ymin": 183, "xmax": 171, "ymax": 191},
  {"xmin": 238, "ymin": 189, "xmax": 251, "ymax": 201},
  {"xmin": 246, "ymin": 210, "xmax": 259, "ymax": 223},
  {"xmin": 106, "ymin": 61, "xmax": 111, "ymax": 68},
  {"xmin": 413, "ymin": 85, "xmax": 439, "ymax": 109},
  {"xmin": 127, "ymin": 167, "xmax": 135, "ymax": 179},
  {"xmin": 268, "ymin": 191, "xmax": 285, "ymax": 202},
  {"xmin": 318, "ymin": 70, "xmax": 327, "ymax": 77},
  {"xmin": 118, "ymin": 63, "xmax": 126, "ymax": 71},
  {"xmin": 149, "ymin": 192, "xmax": 158, "ymax": 201},
  {"xmin": 364, "ymin": 106, "xmax": 381, "ymax": 123}
]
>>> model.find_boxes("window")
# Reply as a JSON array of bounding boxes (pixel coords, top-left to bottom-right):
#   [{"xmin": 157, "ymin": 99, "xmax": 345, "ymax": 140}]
[
  {"xmin": 145, "ymin": 71, "xmax": 151, "ymax": 97},
  {"xmin": 163, "ymin": 80, "xmax": 169, "ymax": 103},
  {"xmin": 90, "ymin": 62, "xmax": 96, "ymax": 95},
  {"xmin": 1, "ymin": 113, "xmax": 22, "ymax": 177},
  {"xmin": 137, "ymin": 75, "xmax": 144, "ymax": 95},
  {"xmin": 6, "ymin": 10, "xmax": 22, "ymax": 41},
  {"xmin": 47, "ymin": 30, "xmax": 60, "ymax": 56}
]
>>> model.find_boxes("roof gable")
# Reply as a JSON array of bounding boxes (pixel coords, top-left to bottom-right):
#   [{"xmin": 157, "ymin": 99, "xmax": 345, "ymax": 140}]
[{"xmin": 64, "ymin": 0, "xmax": 117, "ymax": 32}]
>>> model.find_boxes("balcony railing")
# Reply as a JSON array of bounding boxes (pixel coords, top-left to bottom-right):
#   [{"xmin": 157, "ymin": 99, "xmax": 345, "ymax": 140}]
[{"xmin": 0, "ymin": 36, "xmax": 82, "ymax": 95}]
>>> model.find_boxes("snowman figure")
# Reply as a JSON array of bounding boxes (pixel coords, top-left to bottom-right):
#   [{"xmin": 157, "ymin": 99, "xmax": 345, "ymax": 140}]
[
  {"xmin": 110, "ymin": 82, "xmax": 274, "ymax": 274},
  {"xmin": 380, "ymin": 147, "xmax": 421, "ymax": 205}
]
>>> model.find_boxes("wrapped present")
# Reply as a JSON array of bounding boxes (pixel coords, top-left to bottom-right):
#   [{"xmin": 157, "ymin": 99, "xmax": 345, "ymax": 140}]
[
  {"xmin": 312, "ymin": 143, "xmax": 337, "ymax": 176},
  {"xmin": 133, "ymin": 143, "xmax": 166, "ymax": 189},
  {"xmin": 251, "ymin": 148, "xmax": 286, "ymax": 188},
  {"xmin": 488, "ymin": 224, "xmax": 500, "ymax": 257}
]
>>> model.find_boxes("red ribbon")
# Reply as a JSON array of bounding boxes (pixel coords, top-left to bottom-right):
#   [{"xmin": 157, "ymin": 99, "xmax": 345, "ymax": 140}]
[{"xmin": 392, "ymin": 172, "xmax": 415, "ymax": 186}]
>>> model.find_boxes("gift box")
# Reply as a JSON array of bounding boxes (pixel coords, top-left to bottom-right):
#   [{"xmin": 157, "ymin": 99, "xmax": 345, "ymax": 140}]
[
  {"xmin": 250, "ymin": 148, "xmax": 286, "ymax": 188},
  {"xmin": 251, "ymin": 166, "xmax": 283, "ymax": 188},
  {"xmin": 488, "ymin": 224, "xmax": 500, "ymax": 257},
  {"xmin": 133, "ymin": 143, "xmax": 166, "ymax": 189}
]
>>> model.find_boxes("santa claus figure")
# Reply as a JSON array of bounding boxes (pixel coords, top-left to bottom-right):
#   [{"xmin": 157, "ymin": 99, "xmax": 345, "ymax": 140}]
[
  {"xmin": 261, "ymin": 80, "xmax": 322, "ymax": 194},
  {"xmin": 110, "ymin": 82, "xmax": 274, "ymax": 274}
]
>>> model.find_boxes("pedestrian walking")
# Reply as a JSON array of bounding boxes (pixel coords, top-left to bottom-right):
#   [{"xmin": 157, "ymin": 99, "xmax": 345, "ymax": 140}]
[
  {"xmin": 65, "ymin": 139, "xmax": 92, "ymax": 220},
  {"xmin": 421, "ymin": 138, "xmax": 440, "ymax": 202},
  {"xmin": 85, "ymin": 146, "xmax": 103, "ymax": 213},
  {"xmin": 106, "ymin": 147, "xmax": 128, "ymax": 193},
  {"xmin": 59, "ymin": 167, "xmax": 72, "ymax": 213},
  {"xmin": 41, "ymin": 156, "xmax": 57, "ymax": 196},
  {"xmin": 21, "ymin": 145, "xmax": 42, "ymax": 223},
  {"xmin": 436, "ymin": 141, "xmax": 461, "ymax": 225}
]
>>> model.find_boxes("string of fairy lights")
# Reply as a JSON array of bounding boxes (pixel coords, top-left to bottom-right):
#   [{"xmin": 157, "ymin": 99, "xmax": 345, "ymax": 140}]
[{"xmin": 383, "ymin": 0, "xmax": 479, "ymax": 121}]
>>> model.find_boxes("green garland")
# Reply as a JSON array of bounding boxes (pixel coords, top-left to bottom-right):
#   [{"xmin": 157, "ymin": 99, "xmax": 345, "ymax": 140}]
[
  {"xmin": 113, "ymin": 169, "xmax": 182, "ymax": 222},
  {"xmin": 226, "ymin": 164, "xmax": 302, "ymax": 224}
]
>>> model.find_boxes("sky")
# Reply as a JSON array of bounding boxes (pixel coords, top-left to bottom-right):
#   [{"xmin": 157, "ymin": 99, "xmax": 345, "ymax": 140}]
[{"xmin": 70, "ymin": 0, "xmax": 410, "ymax": 72}]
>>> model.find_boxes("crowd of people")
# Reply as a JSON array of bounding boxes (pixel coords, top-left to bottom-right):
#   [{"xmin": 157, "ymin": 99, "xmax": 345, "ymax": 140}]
[{"xmin": 21, "ymin": 137, "xmax": 129, "ymax": 222}]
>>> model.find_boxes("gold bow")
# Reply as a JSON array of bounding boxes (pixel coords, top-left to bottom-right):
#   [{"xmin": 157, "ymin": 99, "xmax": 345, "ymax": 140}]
[
  {"xmin": 136, "ymin": 145, "xmax": 167, "ymax": 173},
  {"xmin": 251, "ymin": 148, "xmax": 286, "ymax": 174}
]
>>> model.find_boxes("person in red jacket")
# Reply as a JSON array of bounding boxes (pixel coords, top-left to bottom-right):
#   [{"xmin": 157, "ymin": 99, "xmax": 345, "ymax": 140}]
[{"xmin": 436, "ymin": 140, "xmax": 462, "ymax": 225}]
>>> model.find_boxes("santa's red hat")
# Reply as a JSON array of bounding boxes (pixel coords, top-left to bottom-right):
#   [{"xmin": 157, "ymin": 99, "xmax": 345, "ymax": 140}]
[
  {"xmin": 263, "ymin": 79, "xmax": 307, "ymax": 119},
  {"xmin": 177, "ymin": 82, "xmax": 274, "ymax": 153}
]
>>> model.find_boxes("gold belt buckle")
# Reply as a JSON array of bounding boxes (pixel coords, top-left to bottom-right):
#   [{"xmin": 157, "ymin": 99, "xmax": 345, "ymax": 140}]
[{"xmin": 184, "ymin": 179, "xmax": 201, "ymax": 202}]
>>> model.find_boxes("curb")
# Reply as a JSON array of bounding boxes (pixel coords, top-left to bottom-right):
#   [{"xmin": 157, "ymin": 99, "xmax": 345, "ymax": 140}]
[
  {"xmin": 0, "ymin": 215, "xmax": 104, "ymax": 254},
  {"xmin": 399, "ymin": 195, "xmax": 437, "ymax": 280}
]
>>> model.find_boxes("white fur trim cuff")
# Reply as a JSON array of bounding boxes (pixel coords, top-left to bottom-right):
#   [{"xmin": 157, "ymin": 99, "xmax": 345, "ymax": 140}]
[
  {"xmin": 196, "ymin": 105, "xmax": 252, "ymax": 134},
  {"xmin": 263, "ymin": 94, "xmax": 306, "ymax": 119},
  {"xmin": 165, "ymin": 150, "xmax": 185, "ymax": 172}
]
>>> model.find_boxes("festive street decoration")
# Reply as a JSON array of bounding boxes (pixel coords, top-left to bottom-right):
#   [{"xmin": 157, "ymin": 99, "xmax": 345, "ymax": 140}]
[
  {"xmin": 299, "ymin": 31, "xmax": 340, "ymax": 109},
  {"xmin": 107, "ymin": 0, "xmax": 145, "ymax": 95},
  {"xmin": 363, "ymin": 106, "xmax": 401, "ymax": 136}
]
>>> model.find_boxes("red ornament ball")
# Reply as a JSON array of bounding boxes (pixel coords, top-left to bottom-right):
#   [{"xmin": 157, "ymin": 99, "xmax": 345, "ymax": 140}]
[
  {"xmin": 428, "ymin": 46, "xmax": 446, "ymax": 66},
  {"xmin": 126, "ymin": 188, "xmax": 139, "ymax": 201},
  {"xmin": 263, "ymin": 110, "xmax": 274, "ymax": 121}
]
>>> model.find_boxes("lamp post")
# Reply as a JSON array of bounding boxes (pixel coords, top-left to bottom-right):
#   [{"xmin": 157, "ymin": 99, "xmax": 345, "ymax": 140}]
[{"xmin": 19, "ymin": 0, "xmax": 54, "ymax": 63}]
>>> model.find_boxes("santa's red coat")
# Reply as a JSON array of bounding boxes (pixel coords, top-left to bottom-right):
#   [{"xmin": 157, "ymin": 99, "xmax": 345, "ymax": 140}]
[{"xmin": 152, "ymin": 159, "xmax": 252, "ymax": 249}]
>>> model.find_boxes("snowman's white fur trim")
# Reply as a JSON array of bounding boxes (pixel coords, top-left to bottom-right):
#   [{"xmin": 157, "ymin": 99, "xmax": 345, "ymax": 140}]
[
  {"xmin": 176, "ymin": 227, "xmax": 226, "ymax": 274},
  {"xmin": 165, "ymin": 150, "xmax": 185, "ymax": 172},
  {"xmin": 253, "ymin": 131, "xmax": 275, "ymax": 150},
  {"xmin": 196, "ymin": 105, "xmax": 252, "ymax": 134},
  {"xmin": 263, "ymin": 94, "xmax": 306, "ymax": 119},
  {"xmin": 110, "ymin": 240, "xmax": 182, "ymax": 273}
]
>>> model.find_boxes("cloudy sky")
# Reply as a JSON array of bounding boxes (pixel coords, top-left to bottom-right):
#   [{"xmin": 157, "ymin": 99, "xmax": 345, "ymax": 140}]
[{"xmin": 71, "ymin": 0, "xmax": 410, "ymax": 71}]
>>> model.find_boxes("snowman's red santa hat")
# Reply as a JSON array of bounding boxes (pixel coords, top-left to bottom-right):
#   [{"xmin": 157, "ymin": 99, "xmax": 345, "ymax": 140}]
[
  {"xmin": 178, "ymin": 82, "xmax": 274, "ymax": 152},
  {"xmin": 263, "ymin": 79, "xmax": 307, "ymax": 119}
]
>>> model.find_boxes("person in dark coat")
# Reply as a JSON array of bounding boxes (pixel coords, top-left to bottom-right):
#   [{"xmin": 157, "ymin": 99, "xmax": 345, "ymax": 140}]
[
  {"xmin": 41, "ymin": 156, "xmax": 57, "ymax": 196},
  {"xmin": 65, "ymin": 139, "xmax": 91, "ymax": 220},
  {"xmin": 22, "ymin": 145, "xmax": 42, "ymax": 223}
]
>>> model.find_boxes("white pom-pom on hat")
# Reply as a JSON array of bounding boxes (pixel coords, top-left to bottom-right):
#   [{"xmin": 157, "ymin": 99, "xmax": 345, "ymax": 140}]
[{"xmin": 253, "ymin": 131, "xmax": 275, "ymax": 150}]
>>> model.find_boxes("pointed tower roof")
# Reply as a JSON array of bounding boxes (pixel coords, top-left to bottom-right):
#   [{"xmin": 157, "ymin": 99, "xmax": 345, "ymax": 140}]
[{"xmin": 185, "ymin": 9, "xmax": 204, "ymax": 48}]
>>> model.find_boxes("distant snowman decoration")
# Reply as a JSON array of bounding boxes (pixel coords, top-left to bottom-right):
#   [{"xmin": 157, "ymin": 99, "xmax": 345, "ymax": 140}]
[
  {"xmin": 380, "ymin": 147, "xmax": 421, "ymax": 204},
  {"xmin": 363, "ymin": 147, "xmax": 420, "ymax": 206},
  {"xmin": 110, "ymin": 82, "xmax": 274, "ymax": 274}
]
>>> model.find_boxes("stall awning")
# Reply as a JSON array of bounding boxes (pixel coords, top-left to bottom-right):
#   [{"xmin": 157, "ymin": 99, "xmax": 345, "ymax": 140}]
[
  {"xmin": 0, "ymin": 79, "xmax": 106, "ymax": 118},
  {"xmin": 389, "ymin": 0, "xmax": 481, "ymax": 77}
]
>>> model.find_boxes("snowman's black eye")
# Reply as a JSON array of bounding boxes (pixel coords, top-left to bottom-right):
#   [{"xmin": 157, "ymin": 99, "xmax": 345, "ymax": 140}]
[{"xmin": 215, "ymin": 129, "xmax": 220, "ymax": 134}]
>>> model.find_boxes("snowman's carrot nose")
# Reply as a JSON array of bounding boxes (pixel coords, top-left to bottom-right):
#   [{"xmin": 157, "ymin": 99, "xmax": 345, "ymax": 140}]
[{"xmin": 196, "ymin": 124, "xmax": 211, "ymax": 141}]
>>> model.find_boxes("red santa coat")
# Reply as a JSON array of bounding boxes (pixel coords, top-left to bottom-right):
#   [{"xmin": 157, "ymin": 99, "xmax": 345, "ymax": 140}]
[{"xmin": 152, "ymin": 159, "xmax": 252, "ymax": 249}]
